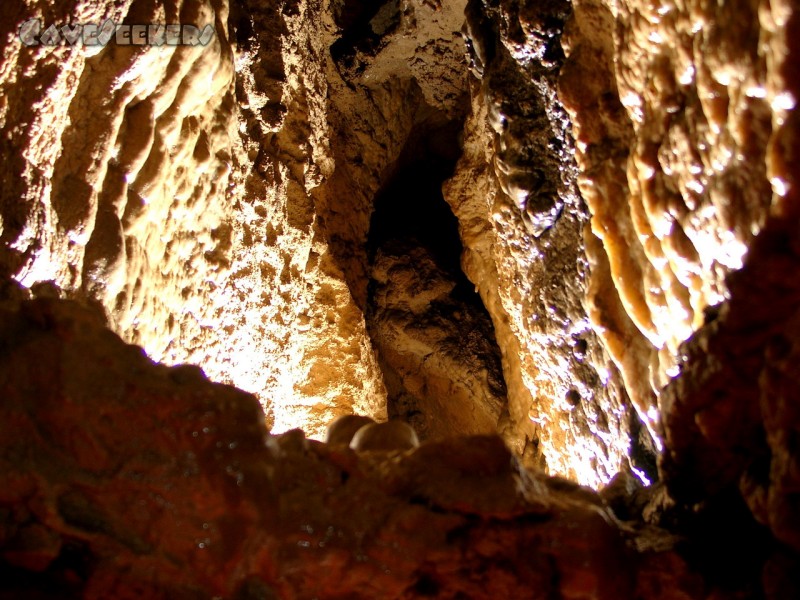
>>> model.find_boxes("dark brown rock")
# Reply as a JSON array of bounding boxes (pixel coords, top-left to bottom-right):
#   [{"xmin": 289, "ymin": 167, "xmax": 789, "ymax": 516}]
[{"xmin": 0, "ymin": 296, "xmax": 707, "ymax": 599}]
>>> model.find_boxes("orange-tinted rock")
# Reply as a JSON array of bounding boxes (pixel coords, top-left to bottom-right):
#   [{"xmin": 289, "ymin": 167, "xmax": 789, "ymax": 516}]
[{"xmin": 0, "ymin": 296, "xmax": 709, "ymax": 599}]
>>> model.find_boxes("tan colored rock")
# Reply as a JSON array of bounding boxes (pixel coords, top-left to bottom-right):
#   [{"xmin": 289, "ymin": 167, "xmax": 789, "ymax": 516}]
[
  {"xmin": 660, "ymin": 209, "xmax": 800, "ymax": 545},
  {"xmin": 1, "ymin": 0, "xmax": 647, "ymax": 487},
  {"xmin": 558, "ymin": 0, "xmax": 787, "ymax": 439},
  {"xmin": 350, "ymin": 420, "xmax": 420, "ymax": 452},
  {"xmin": 0, "ymin": 0, "xmax": 394, "ymax": 437},
  {"xmin": 2, "ymin": 6, "xmax": 800, "ymax": 598},
  {"xmin": 368, "ymin": 243, "xmax": 507, "ymax": 441},
  {"xmin": 326, "ymin": 414, "xmax": 376, "ymax": 446},
  {"xmin": 0, "ymin": 0, "xmax": 480, "ymax": 444},
  {"xmin": 448, "ymin": 0, "xmax": 649, "ymax": 486}
]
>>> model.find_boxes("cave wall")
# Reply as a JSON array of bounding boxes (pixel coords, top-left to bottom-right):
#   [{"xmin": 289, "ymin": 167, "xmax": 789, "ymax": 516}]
[
  {"xmin": 368, "ymin": 241, "xmax": 508, "ymax": 441},
  {"xmin": 0, "ymin": 0, "xmax": 494, "ymax": 442},
  {"xmin": 0, "ymin": 0, "xmax": 397, "ymax": 436},
  {"xmin": 558, "ymin": 0, "xmax": 786, "ymax": 430},
  {"xmin": 1, "ymin": 0, "xmax": 800, "ymax": 596},
  {"xmin": 0, "ymin": 0, "xmax": 241, "ymax": 380},
  {"xmin": 447, "ymin": 0, "xmax": 648, "ymax": 486},
  {"xmin": 444, "ymin": 0, "xmax": 797, "ymax": 487},
  {"xmin": 0, "ymin": 0, "xmax": 798, "ymax": 503},
  {"xmin": 1, "ymin": 0, "xmax": 638, "ymax": 486}
]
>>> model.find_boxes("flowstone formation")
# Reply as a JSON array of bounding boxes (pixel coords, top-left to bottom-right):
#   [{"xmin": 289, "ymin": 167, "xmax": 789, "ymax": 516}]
[
  {"xmin": 558, "ymin": 0, "xmax": 791, "ymax": 436},
  {"xmin": 1, "ymin": 0, "xmax": 800, "ymax": 596}
]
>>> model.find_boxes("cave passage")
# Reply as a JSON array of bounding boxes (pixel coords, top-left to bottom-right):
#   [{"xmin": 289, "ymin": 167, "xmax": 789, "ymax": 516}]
[
  {"xmin": 366, "ymin": 113, "xmax": 508, "ymax": 441},
  {"xmin": 366, "ymin": 113, "xmax": 486, "ymax": 308}
]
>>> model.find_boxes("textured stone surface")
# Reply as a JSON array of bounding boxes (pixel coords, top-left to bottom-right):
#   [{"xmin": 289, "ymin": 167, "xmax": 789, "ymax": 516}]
[
  {"xmin": 447, "ymin": 0, "xmax": 653, "ymax": 486},
  {"xmin": 557, "ymin": 0, "xmax": 789, "ymax": 436},
  {"xmin": 224, "ymin": 0, "xmax": 394, "ymax": 434},
  {"xmin": 0, "ymin": 295, "xmax": 709, "ymax": 599},
  {"xmin": 368, "ymin": 242, "xmax": 507, "ymax": 441},
  {"xmin": 0, "ymin": 0, "xmax": 670, "ymax": 488},
  {"xmin": 2, "ymin": 0, "xmax": 800, "ymax": 596},
  {"xmin": 0, "ymin": 0, "xmax": 472, "ymax": 438},
  {"xmin": 0, "ymin": 0, "xmax": 239, "ymax": 376},
  {"xmin": 4, "ymin": 0, "xmax": 641, "ymax": 482}
]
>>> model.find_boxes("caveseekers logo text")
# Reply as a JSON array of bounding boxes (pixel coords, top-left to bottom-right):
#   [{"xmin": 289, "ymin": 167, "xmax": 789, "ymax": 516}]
[{"xmin": 18, "ymin": 19, "xmax": 216, "ymax": 47}]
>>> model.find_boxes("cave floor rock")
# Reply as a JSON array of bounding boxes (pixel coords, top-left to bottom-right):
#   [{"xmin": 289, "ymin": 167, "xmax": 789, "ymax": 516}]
[{"xmin": 0, "ymin": 295, "xmax": 726, "ymax": 599}]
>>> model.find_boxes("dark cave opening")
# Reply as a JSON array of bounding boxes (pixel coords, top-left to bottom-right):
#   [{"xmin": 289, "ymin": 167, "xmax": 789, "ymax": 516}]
[
  {"xmin": 365, "ymin": 112, "xmax": 508, "ymax": 440},
  {"xmin": 366, "ymin": 111, "xmax": 484, "ymax": 310}
]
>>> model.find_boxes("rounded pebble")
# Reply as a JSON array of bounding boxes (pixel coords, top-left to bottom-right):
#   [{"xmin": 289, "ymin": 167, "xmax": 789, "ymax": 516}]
[
  {"xmin": 349, "ymin": 420, "xmax": 420, "ymax": 452},
  {"xmin": 326, "ymin": 414, "xmax": 376, "ymax": 446}
]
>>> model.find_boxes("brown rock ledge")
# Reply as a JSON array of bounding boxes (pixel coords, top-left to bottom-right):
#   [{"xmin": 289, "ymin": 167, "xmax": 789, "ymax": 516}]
[{"xmin": 0, "ymin": 295, "xmax": 704, "ymax": 599}]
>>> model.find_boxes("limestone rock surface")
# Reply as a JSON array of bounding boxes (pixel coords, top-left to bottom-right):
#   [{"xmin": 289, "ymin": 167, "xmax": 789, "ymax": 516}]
[
  {"xmin": 557, "ymin": 0, "xmax": 793, "ymax": 438},
  {"xmin": 1, "ymin": 0, "xmax": 800, "ymax": 557},
  {"xmin": 448, "ymin": 0, "xmax": 653, "ymax": 486},
  {"xmin": 368, "ymin": 242, "xmax": 507, "ymax": 441}
]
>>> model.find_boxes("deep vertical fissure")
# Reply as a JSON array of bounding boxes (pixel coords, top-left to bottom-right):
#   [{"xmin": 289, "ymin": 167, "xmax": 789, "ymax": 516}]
[{"xmin": 365, "ymin": 110, "xmax": 508, "ymax": 441}]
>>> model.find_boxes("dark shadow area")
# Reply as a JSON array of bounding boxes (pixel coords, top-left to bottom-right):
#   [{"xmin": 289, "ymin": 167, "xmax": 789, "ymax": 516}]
[
  {"xmin": 628, "ymin": 402, "xmax": 660, "ymax": 484},
  {"xmin": 330, "ymin": 0, "xmax": 401, "ymax": 79},
  {"xmin": 365, "ymin": 112, "xmax": 508, "ymax": 439},
  {"xmin": 367, "ymin": 114, "xmax": 484, "ymax": 312}
]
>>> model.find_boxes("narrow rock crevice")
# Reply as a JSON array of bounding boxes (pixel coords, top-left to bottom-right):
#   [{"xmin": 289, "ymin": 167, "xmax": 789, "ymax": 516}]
[{"xmin": 365, "ymin": 111, "xmax": 508, "ymax": 441}]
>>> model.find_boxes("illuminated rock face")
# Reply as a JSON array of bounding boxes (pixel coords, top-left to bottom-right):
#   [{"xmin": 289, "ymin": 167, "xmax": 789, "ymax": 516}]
[
  {"xmin": 0, "ymin": 0, "xmax": 793, "ymax": 480},
  {"xmin": 0, "ymin": 0, "xmax": 242, "ymax": 384},
  {"xmin": 0, "ymin": 0, "xmax": 419, "ymax": 436},
  {"xmin": 2, "ymin": 0, "xmax": 800, "ymax": 594},
  {"xmin": 557, "ymin": 0, "xmax": 790, "ymax": 438},
  {"xmin": 660, "ymin": 206, "xmax": 800, "ymax": 555},
  {"xmin": 0, "ymin": 0, "xmax": 487, "ymax": 444},
  {"xmin": 449, "ymin": 0, "xmax": 652, "ymax": 487}
]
